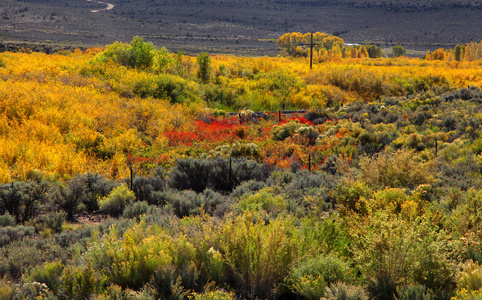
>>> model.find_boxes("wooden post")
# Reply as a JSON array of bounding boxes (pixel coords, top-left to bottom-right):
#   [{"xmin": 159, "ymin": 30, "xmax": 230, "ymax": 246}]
[
  {"xmin": 229, "ymin": 157, "xmax": 233, "ymax": 192},
  {"xmin": 308, "ymin": 152, "xmax": 312, "ymax": 172},
  {"xmin": 310, "ymin": 33, "xmax": 314, "ymax": 69},
  {"xmin": 300, "ymin": 32, "xmax": 319, "ymax": 69}
]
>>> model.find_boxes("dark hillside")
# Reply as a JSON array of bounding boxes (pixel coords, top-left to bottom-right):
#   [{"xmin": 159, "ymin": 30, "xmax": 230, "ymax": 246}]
[{"xmin": 1, "ymin": 0, "xmax": 481, "ymax": 55}]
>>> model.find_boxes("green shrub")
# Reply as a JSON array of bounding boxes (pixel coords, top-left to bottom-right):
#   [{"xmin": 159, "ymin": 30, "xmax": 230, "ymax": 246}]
[
  {"xmin": 132, "ymin": 171, "xmax": 166, "ymax": 205},
  {"xmin": 54, "ymin": 226, "xmax": 93, "ymax": 249},
  {"xmin": 122, "ymin": 201, "xmax": 161, "ymax": 219},
  {"xmin": 81, "ymin": 172, "xmax": 116, "ymax": 212},
  {"xmin": 393, "ymin": 45, "xmax": 406, "ymax": 57},
  {"xmin": 0, "ymin": 276, "xmax": 15, "ymax": 300},
  {"xmin": 197, "ymin": 52, "xmax": 212, "ymax": 83},
  {"xmin": 0, "ymin": 225, "xmax": 35, "ymax": 247},
  {"xmin": 353, "ymin": 213, "xmax": 455, "ymax": 300},
  {"xmin": 236, "ymin": 188, "xmax": 286, "ymax": 215},
  {"xmin": 0, "ymin": 214, "xmax": 14, "ymax": 227},
  {"xmin": 230, "ymin": 180, "xmax": 266, "ymax": 198},
  {"xmin": 299, "ymin": 213, "xmax": 351, "ymax": 256},
  {"xmin": 289, "ymin": 254, "xmax": 354, "ymax": 287},
  {"xmin": 272, "ymin": 120, "xmax": 306, "ymax": 141},
  {"xmin": 98, "ymin": 184, "xmax": 136, "ymax": 217},
  {"xmin": 358, "ymin": 150, "xmax": 436, "ymax": 190},
  {"xmin": 366, "ymin": 45, "xmax": 383, "ymax": 58},
  {"xmin": 163, "ymin": 188, "xmax": 227, "ymax": 218},
  {"xmin": 457, "ymin": 261, "xmax": 482, "ymax": 292},
  {"xmin": 54, "ymin": 178, "xmax": 88, "ymax": 221},
  {"xmin": 0, "ymin": 181, "xmax": 49, "ymax": 224},
  {"xmin": 323, "ymin": 282, "xmax": 369, "ymax": 300},
  {"xmin": 190, "ymin": 290, "xmax": 236, "ymax": 300},
  {"xmin": 84, "ymin": 222, "xmax": 174, "ymax": 290},
  {"xmin": 291, "ymin": 275, "xmax": 327, "ymax": 300},
  {"xmin": 153, "ymin": 74, "xmax": 192, "ymax": 103},
  {"xmin": 164, "ymin": 190, "xmax": 202, "ymax": 218},
  {"xmin": 168, "ymin": 159, "xmax": 211, "ymax": 193},
  {"xmin": 395, "ymin": 284, "xmax": 432, "ymax": 300},
  {"xmin": 335, "ymin": 181, "xmax": 371, "ymax": 214},
  {"xmin": 29, "ymin": 212, "xmax": 64, "ymax": 234},
  {"xmin": 96, "ymin": 36, "xmax": 157, "ymax": 70},
  {"xmin": 217, "ymin": 212, "xmax": 300, "ymax": 299},
  {"xmin": 198, "ymin": 189, "xmax": 227, "ymax": 216},
  {"xmin": 149, "ymin": 264, "xmax": 191, "ymax": 300},
  {"xmin": 25, "ymin": 260, "xmax": 64, "ymax": 295},
  {"xmin": 0, "ymin": 237, "xmax": 68, "ymax": 280},
  {"xmin": 61, "ymin": 265, "xmax": 105, "ymax": 300},
  {"xmin": 288, "ymin": 170, "xmax": 336, "ymax": 194}
]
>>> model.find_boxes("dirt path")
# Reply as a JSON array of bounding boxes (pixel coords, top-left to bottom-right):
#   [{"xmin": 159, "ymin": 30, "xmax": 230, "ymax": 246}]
[{"xmin": 87, "ymin": 0, "xmax": 115, "ymax": 13}]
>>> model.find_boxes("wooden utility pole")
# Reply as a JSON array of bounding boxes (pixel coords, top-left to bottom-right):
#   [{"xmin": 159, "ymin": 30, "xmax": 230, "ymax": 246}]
[{"xmin": 300, "ymin": 33, "xmax": 319, "ymax": 69}]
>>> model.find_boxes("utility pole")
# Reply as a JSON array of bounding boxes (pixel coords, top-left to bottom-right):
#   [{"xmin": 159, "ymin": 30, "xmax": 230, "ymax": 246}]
[{"xmin": 300, "ymin": 33, "xmax": 319, "ymax": 69}]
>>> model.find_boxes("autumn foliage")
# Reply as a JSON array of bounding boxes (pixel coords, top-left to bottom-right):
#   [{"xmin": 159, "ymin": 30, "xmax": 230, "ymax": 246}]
[{"xmin": 1, "ymin": 37, "xmax": 482, "ymax": 300}]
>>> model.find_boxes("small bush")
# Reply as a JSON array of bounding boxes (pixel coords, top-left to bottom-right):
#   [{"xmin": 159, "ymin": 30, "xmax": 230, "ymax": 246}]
[
  {"xmin": 0, "ymin": 238, "xmax": 68, "ymax": 280},
  {"xmin": 81, "ymin": 172, "xmax": 116, "ymax": 212},
  {"xmin": 0, "ymin": 225, "xmax": 35, "ymax": 247},
  {"xmin": 54, "ymin": 178, "xmax": 88, "ymax": 221},
  {"xmin": 230, "ymin": 180, "xmax": 266, "ymax": 198},
  {"xmin": 359, "ymin": 150, "xmax": 436, "ymax": 190},
  {"xmin": 98, "ymin": 184, "xmax": 136, "ymax": 217},
  {"xmin": 95, "ymin": 36, "xmax": 157, "ymax": 70},
  {"xmin": 25, "ymin": 260, "xmax": 64, "ymax": 295},
  {"xmin": 457, "ymin": 261, "xmax": 482, "ymax": 292},
  {"xmin": 168, "ymin": 159, "xmax": 211, "ymax": 193},
  {"xmin": 218, "ymin": 212, "xmax": 300, "ymax": 299},
  {"xmin": 291, "ymin": 275, "xmax": 327, "ymax": 300},
  {"xmin": 149, "ymin": 264, "xmax": 192, "ymax": 300},
  {"xmin": 0, "ymin": 214, "xmax": 14, "ymax": 227},
  {"xmin": 289, "ymin": 254, "xmax": 354, "ymax": 290},
  {"xmin": 164, "ymin": 190, "xmax": 201, "ymax": 218},
  {"xmin": 323, "ymin": 282, "xmax": 369, "ymax": 300},
  {"xmin": 190, "ymin": 290, "xmax": 236, "ymax": 300},
  {"xmin": 122, "ymin": 201, "xmax": 161, "ymax": 219},
  {"xmin": 272, "ymin": 120, "xmax": 306, "ymax": 141},
  {"xmin": 237, "ymin": 188, "xmax": 286, "ymax": 215},
  {"xmin": 132, "ymin": 172, "xmax": 166, "ymax": 205},
  {"xmin": 0, "ymin": 181, "xmax": 49, "ymax": 224},
  {"xmin": 395, "ymin": 284, "xmax": 432, "ymax": 300},
  {"xmin": 0, "ymin": 276, "xmax": 15, "ymax": 300},
  {"xmin": 198, "ymin": 189, "xmax": 227, "ymax": 216},
  {"xmin": 29, "ymin": 212, "xmax": 64, "ymax": 234},
  {"xmin": 61, "ymin": 265, "xmax": 105, "ymax": 300}
]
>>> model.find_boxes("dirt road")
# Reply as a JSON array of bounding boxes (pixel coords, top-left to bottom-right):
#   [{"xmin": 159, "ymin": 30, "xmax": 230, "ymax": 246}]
[{"xmin": 87, "ymin": 0, "xmax": 114, "ymax": 13}]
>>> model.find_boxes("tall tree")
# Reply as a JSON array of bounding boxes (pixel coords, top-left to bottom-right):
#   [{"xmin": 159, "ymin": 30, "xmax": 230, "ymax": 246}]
[
  {"xmin": 197, "ymin": 52, "xmax": 211, "ymax": 83},
  {"xmin": 392, "ymin": 45, "xmax": 406, "ymax": 57}
]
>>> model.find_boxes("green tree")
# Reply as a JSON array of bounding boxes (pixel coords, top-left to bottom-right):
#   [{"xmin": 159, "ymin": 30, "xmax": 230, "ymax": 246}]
[
  {"xmin": 455, "ymin": 44, "xmax": 465, "ymax": 62},
  {"xmin": 197, "ymin": 52, "xmax": 212, "ymax": 83},
  {"xmin": 95, "ymin": 36, "xmax": 157, "ymax": 70},
  {"xmin": 366, "ymin": 45, "xmax": 383, "ymax": 58},
  {"xmin": 392, "ymin": 45, "xmax": 406, "ymax": 58}
]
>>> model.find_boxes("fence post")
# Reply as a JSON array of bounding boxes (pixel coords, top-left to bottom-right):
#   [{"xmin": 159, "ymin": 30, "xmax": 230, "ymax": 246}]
[{"xmin": 229, "ymin": 157, "xmax": 233, "ymax": 192}]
